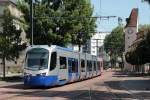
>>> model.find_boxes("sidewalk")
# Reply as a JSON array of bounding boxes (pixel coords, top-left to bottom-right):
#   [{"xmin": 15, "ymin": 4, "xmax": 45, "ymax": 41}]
[
  {"xmin": 0, "ymin": 73, "xmax": 23, "ymax": 87},
  {"xmin": 115, "ymin": 71, "xmax": 150, "ymax": 100}
]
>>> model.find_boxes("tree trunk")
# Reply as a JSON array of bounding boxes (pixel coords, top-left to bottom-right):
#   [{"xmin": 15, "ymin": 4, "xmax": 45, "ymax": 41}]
[
  {"xmin": 121, "ymin": 54, "xmax": 124, "ymax": 71},
  {"xmin": 2, "ymin": 56, "xmax": 6, "ymax": 80}
]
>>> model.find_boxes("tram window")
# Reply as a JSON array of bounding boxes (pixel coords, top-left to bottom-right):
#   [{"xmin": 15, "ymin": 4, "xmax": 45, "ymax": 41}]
[
  {"xmin": 75, "ymin": 59, "xmax": 78, "ymax": 72},
  {"xmin": 89, "ymin": 61, "xmax": 92, "ymax": 71},
  {"xmin": 60, "ymin": 56, "xmax": 67, "ymax": 69},
  {"xmin": 81, "ymin": 59, "xmax": 85, "ymax": 72},
  {"xmin": 99, "ymin": 62, "xmax": 101, "ymax": 70},
  {"xmin": 50, "ymin": 52, "xmax": 57, "ymax": 71},
  {"xmin": 94, "ymin": 61, "xmax": 96, "ymax": 71},
  {"xmin": 97, "ymin": 61, "xmax": 100, "ymax": 70},
  {"xmin": 87, "ymin": 60, "xmax": 90, "ymax": 71},
  {"xmin": 72, "ymin": 59, "xmax": 76, "ymax": 73}
]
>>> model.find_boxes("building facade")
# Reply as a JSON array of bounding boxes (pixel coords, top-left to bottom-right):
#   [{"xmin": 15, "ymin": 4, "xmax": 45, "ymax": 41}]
[
  {"xmin": 124, "ymin": 8, "xmax": 138, "ymax": 71},
  {"xmin": 90, "ymin": 32, "xmax": 110, "ymax": 56}
]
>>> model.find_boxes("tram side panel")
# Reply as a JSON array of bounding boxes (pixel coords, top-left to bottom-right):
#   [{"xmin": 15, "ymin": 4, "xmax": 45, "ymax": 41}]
[
  {"xmin": 57, "ymin": 49, "xmax": 69, "ymax": 85},
  {"xmin": 47, "ymin": 50, "xmax": 60, "ymax": 86},
  {"xmin": 67, "ymin": 51, "xmax": 79, "ymax": 83}
]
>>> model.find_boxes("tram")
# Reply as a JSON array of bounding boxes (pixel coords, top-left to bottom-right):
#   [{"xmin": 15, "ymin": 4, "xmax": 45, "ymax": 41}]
[{"xmin": 24, "ymin": 45, "xmax": 103, "ymax": 86}]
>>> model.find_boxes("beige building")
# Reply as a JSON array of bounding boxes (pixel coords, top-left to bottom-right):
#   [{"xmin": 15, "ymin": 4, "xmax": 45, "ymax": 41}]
[{"xmin": 0, "ymin": 0, "xmax": 27, "ymax": 75}]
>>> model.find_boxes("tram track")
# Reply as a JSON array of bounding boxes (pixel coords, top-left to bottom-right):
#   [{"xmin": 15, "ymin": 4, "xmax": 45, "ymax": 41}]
[
  {"xmin": 1, "ymin": 71, "xmax": 113, "ymax": 100},
  {"xmin": 2, "ymin": 77, "xmax": 100, "ymax": 100}
]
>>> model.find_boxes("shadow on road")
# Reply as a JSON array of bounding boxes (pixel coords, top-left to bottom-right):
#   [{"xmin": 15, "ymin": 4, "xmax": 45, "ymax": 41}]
[
  {"xmin": 104, "ymin": 70, "xmax": 150, "ymax": 91},
  {"xmin": 0, "ymin": 76, "xmax": 23, "ymax": 83},
  {"xmin": 1, "ymin": 70, "xmax": 150, "ymax": 100},
  {"xmin": 113, "ymin": 70, "xmax": 150, "ymax": 78},
  {"xmin": 0, "ymin": 89, "xmax": 140, "ymax": 100}
]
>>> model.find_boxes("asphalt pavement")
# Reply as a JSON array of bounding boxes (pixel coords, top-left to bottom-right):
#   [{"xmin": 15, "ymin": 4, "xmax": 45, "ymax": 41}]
[{"xmin": 0, "ymin": 69, "xmax": 150, "ymax": 100}]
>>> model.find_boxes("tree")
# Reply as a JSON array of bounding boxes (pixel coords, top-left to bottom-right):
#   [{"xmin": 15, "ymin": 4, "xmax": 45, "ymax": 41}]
[
  {"xmin": 125, "ymin": 39, "xmax": 148, "ymax": 65},
  {"xmin": 125, "ymin": 25, "xmax": 150, "ymax": 65},
  {"xmin": 139, "ymin": 24, "xmax": 150, "ymax": 32},
  {"xmin": 17, "ymin": 0, "xmax": 96, "ymax": 48},
  {"xmin": 143, "ymin": 0, "xmax": 150, "ymax": 4},
  {"xmin": 104, "ymin": 26, "xmax": 124, "ymax": 67},
  {"xmin": 0, "ymin": 9, "xmax": 24, "ymax": 79}
]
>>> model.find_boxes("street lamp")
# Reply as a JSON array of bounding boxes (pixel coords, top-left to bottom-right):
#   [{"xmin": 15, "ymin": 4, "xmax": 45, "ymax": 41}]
[{"xmin": 30, "ymin": 0, "xmax": 34, "ymax": 45}]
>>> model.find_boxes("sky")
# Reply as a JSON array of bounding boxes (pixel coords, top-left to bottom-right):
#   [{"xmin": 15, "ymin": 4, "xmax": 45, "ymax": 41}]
[{"xmin": 91, "ymin": 0, "xmax": 150, "ymax": 32}]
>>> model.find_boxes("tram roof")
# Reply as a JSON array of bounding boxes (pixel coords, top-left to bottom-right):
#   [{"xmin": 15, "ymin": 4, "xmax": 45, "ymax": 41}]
[
  {"xmin": 28, "ymin": 45, "xmax": 73, "ymax": 52},
  {"xmin": 28, "ymin": 45, "xmax": 94, "ymax": 55},
  {"xmin": 51, "ymin": 45, "xmax": 74, "ymax": 52}
]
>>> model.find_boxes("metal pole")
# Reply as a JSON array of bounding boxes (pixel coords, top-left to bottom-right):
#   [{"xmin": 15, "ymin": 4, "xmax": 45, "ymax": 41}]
[{"xmin": 30, "ymin": 0, "xmax": 34, "ymax": 45}]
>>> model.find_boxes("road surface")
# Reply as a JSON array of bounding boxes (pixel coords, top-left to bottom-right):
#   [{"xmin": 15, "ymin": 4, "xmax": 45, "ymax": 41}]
[{"xmin": 0, "ymin": 69, "xmax": 150, "ymax": 100}]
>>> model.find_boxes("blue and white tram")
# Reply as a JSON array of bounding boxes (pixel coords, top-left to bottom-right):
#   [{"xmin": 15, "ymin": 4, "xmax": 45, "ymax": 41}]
[{"xmin": 24, "ymin": 45, "xmax": 102, "ymax": 87}]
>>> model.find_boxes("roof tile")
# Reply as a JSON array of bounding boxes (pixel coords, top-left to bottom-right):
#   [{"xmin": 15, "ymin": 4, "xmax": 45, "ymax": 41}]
[{"xmin": 126, "ymin": 8, "xmax": 138, "ymax": 27}]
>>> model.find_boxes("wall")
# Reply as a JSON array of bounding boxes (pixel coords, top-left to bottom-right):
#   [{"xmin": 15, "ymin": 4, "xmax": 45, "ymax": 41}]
[
  {"xmin": 91, "ymin": 33, "xmax": 110, "ymax": 56},
  {"xmin": 124, "ymin": 26, "xmax": 137, "ymax": 71}
]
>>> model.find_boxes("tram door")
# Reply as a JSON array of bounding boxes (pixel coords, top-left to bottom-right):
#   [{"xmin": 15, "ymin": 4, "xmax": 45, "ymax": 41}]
[{"xmin": 58, "ymin": 56, "xmax": 68, "ymax": 81}]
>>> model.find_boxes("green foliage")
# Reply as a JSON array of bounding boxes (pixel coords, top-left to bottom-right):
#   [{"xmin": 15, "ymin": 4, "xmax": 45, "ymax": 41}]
[
  {"xmin": 125, "ymin": 24, "xmax": 150, "ymax": 65},
  {"xmin": 145, "ymin": 30, "xmax": 150, "ymax": 61},
  {"xmin": 0, "ymin": 9, "xmax": 25, "ymax": 79},
  {"xmin": 125, "ymin": 40, "xmax": 147, "ymax": 65},
  {"xmin": 17, "ymin": 0, "xmax": 96, "ymax": 46},
  {"xmin": 125, "ymin": 29, "xmax": 150, "ymax": 65},
  {"xmin": 138, "ymin": 24, "xmax": 150, "ymax": 32},
  {"xmin": 104, "ymin": 26, "xmax": 124, "ymax": 58},
  {"xmin": 0, "ymin": 9, "xmax": 22, "ymax": 60},
  {"xmin": 104, "ymin": 26, "xmax": 124, "ymax": 67},
  {"xmin": 143, "ymin": 0, "xmax": 150, "ymax": 4}
]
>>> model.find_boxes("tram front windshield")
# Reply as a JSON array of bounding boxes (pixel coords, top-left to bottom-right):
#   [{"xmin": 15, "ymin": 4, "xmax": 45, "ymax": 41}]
[{"xmin": 25, "ymin": 48, "xmax": 49, "ymax": 70}]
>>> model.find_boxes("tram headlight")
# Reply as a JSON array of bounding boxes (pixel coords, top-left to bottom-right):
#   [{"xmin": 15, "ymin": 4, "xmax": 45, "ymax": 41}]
[
  {"xmin": 36, "ymin": 73, "xmax": 46, "ymax": 76},
  {"xmin": 41, "ymin": 73, "xmax": 46, "ymax": 76}
]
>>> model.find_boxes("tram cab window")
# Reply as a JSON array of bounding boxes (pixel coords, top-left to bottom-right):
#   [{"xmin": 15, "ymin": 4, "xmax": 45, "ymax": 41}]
[
  {"xmin": 60, "ymin": 56, "xmax": 67, "ymax": 69},
  {"xmin": 81, "ymin": 59, "xmax": 85, "ymax": 72},
  {"xmin": 50, "ymin": 52, "xmax": 57, "ymax": 71},
  {"xmin": 26, "ymin": 48, "xmax": 49, "ymax": 70}
]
